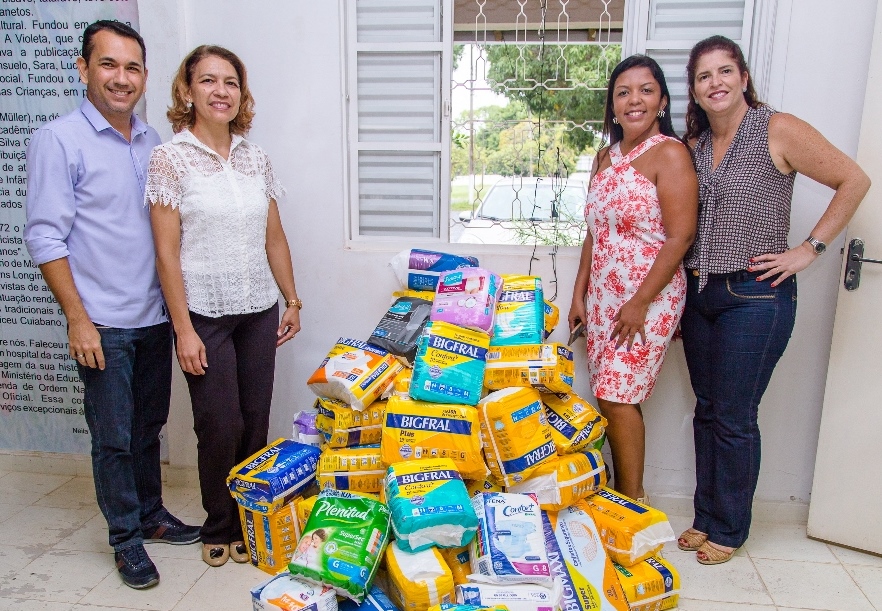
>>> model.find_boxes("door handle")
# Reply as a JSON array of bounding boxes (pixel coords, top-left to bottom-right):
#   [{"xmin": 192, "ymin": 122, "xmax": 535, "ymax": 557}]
[{"xmin": 844, "ymin": 238, "xmax": 882, "ymax": 291}]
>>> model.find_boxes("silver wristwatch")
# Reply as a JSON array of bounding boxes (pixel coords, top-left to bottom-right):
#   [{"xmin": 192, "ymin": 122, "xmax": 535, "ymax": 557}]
[{"xmin": 805, "ymin": 236, "xmax": 826, "ymax": 255}]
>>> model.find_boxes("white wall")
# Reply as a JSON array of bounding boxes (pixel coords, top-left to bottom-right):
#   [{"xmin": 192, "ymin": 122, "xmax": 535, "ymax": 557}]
[{"xmin": 138, "ymin": 0, "xmax": 877, "ymax": 506}]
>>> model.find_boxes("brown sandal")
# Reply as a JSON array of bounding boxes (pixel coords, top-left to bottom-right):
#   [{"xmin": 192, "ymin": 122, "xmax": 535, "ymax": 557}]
[
  {"xmin": 696, "ymin": 541, "xmax": 737, "ymax": 565},
  {"xmin": 229, "ymin": 541, "xmax": 249, "ymax": 563},
  {"xmin": 677, "ymin": 528, "xmax": 708, "ymax": 551}
]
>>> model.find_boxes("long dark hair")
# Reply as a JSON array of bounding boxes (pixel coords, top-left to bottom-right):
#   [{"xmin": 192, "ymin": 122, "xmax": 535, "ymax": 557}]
[{"xmin": 684, "ymin": 35, "xmax": 761, "ymax": 141}]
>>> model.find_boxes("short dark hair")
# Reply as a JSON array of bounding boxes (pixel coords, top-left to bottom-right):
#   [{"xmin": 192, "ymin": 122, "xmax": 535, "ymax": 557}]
[{"xmin": 81, "ymin": 20, "xmax": 146, "ymax": 65}]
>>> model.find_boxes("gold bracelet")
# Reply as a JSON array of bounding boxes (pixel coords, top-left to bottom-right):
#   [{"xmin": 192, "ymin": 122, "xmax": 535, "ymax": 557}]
[{"xmin": 285, "ymin": 298, "xmax": 303, "ymax": 310}]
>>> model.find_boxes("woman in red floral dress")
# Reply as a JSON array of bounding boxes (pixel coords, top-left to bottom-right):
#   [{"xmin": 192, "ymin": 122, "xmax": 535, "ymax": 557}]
[{"xmin": 569, "ymin": 55, "xmax": 698, "ymax": 503}]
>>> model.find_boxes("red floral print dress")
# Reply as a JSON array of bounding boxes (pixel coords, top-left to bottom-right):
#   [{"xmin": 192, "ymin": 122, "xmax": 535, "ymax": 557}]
[{"xmin": 584, "ymin": 134, "xmax": 686, "ymax": 403}]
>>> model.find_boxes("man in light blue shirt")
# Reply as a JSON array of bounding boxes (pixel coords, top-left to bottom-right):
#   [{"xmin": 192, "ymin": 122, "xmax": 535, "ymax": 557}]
[{"xmin": 24, "ymin": 21, "xmax": 200, "ymax": 590}]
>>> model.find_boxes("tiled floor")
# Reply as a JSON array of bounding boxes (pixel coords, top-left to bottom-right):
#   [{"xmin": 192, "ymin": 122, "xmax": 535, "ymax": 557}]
[{"xmin": 0, "ymin": 471, "xmax": 880, "ymax": 611}]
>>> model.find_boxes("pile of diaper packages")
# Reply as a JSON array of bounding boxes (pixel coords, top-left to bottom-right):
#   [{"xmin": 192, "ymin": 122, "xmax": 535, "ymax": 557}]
[{"xmin": 232, "ymin": 248, "xmax": 681, "ymax": 611}]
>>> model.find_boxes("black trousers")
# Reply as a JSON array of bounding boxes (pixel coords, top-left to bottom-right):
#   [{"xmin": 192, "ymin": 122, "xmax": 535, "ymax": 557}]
[{"xmin": 183, "ymin": 303, "xmax": 279, "ymax": 544}]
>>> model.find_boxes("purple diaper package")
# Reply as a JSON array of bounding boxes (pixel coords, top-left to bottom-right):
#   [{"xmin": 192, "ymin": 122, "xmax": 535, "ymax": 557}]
[{"xmin": 430, "ymin": 268, "xmax": 503, "ymax": 335}]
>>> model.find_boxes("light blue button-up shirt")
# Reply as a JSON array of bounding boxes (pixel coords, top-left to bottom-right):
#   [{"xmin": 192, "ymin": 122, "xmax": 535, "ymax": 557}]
[{"xmin": 24, "ymin": 99, "xmax": 166, "ymax": 328}]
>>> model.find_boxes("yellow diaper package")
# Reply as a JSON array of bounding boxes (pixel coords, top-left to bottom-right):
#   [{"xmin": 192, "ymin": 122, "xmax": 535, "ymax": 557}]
[
  {"xmin": 315, "ymin": 397, "xmax": 386, "ymax": 449},
  {"xmin": 381, "ymin": 396, "xmax": 488, "ymax": 480},
  {"xmin": 483, "ymin": 344, "xmax": 574, "ymax": 394},
  {"xmin": 385, "ymin": 540, "xmax": 455, "ymax": 611},
  {"xmin": 238, "ymin": 498, "xmax": 302, "ymax": 575},
  {"xmin": 507, "ymin": 449, "xmax": 607, "ymax": 511},
  {"xmin": 307, "ymin": 338, "xmax": 405, "ymax": 410},
  {"xmin": 612, "ymin": 555, "xmax": 680, "ymax": 611},
  {"xmin": 543, "ymin": 300, "xmax": 560, "ymax": 340},
  {"xmin": 317, "ymin": 444, "xmax": 385, "ymax": 494},
  {"xmin": 295, "ymin": 495, "xmax": 318, "ymax": 534},
  {"xmin": 542, "ymin": 392, "xmax": 606, "ymax": 454},
  {"xmin": 478, "ymin": 387, "xmax": 557, "ymax": 486},
  {"xmin": 438, "ymin": 546, "xmax": 471, "ymax": 585},
  {"xmin": 584, "ymin": 488, "xmax": 676, "ymax": 567},
  {"xmin": 465, "ymin": 478, "xmax": 503, "ymax": 497}
]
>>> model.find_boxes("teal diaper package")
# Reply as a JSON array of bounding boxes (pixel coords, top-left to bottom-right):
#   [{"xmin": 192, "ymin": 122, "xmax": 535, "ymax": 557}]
[
  {"xmin": 410, "ymin": 321, "xmax": 489, "ymax": 406},
  {"xmin": 491, "ymin": 276, "xmax": 544, "ymax": 347}
]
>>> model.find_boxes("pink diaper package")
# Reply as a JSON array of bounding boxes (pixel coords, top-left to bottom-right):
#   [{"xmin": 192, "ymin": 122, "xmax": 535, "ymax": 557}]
[{"xmin": 431, "ymin": 268, "xmax": 503, "ymax": 335}]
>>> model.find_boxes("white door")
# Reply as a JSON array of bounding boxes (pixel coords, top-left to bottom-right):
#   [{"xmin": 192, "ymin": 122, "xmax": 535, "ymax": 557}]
[{"xmin": 807, "ymin": 5, "xmax": 882, "ymax": 554}]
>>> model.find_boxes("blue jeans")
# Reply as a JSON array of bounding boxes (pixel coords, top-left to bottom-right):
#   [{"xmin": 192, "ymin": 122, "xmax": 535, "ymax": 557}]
[
  {"xmin": 680, "ymin": 269, "xmax": 796, "ymax": 548},
  {"xmin": 78, "ymin": 322, "xmax": 172, "ymax": 551}
]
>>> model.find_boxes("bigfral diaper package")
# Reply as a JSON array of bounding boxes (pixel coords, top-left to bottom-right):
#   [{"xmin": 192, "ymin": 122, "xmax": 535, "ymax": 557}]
[
  {"xmin": 315, "ymin": 397, "xmax": 386, "ymax": 449},
  {"xmin": 583, "ymin": 488, "xmax": 675, "ymax": 567},
  {"xmin": 317, "ymin": 445, "xmax": 385, "ymax": 494},
  {"xmin": 478, "ymin": 388, "xmax": 557, "ymax": 486},
  {"xmin": 390, "ymin": 249, "xmax": 480, "ymax": 292},
  {"xmin": 410, "ymin": 321, "xmax": 489, "ymax": 406},
  {"xmin": 465, "ymin": 478, "xmax": 503, "ymax": 497},
  {"xmin": 239, "ymin": 498, "xmax": 302, "ymax": 574},
  {"xmin": 431, "ymin": 268, "xmax": 503, "ymax": 334},
  {"xmin": 340, "ymin": 586, "xmax": 400, "ymax": 611},
  {"xmin": 543, "ymin": 301, "xmax": 560, "ymax": 340},
  {"xmin": 491, "ymin": 275, "xmax": 545, "ymax": 346},
  {"xmin": 612, "ymin": 555, "xmax": 680, "ymax": 611},
  {"xmin": 228, "ymin": 439, "xmax": 321, "ymax": 514},
  {"xmin": 250, "ymin": 572, "xmax": 339, "ymax": 611},
  {"xmin": 369, "ymin": 296, "xmax": 434, "ymax": 366},
  {"xmin": 470, "ymin": 491, "xmax": 552, "ymax": 585},
  {"xmin": 385, "ymin": 458, "xmax": 478, "ymax": 552},
  {"xmin": 541, "ymin": 393, "xmax": 606, "ymax": 454},
  {"xmin": 438, "ymin": 545, "xmax": 471, "ymax": 585},
  {"xmin": 455, "ymin": 578, "xmax": 563, "ymax": 611},
  {"xmin": 289, "ymin": 489, "xmax": 391, "ymax": 602},
  {"xmin": 484, "ymin": 344, "xmax": 574, "ymax": 394},
  {"xmin": 384, "ymin": 540, "xmax": 456, "ymax": 611},
  {"xmin": 308, "ymin": 339, "xmax": 405, "ymax": 411},
  {"xmin": 296, "ymin": 495, "xmax": 319, "ymax": 533},
  {"xmin": 507, "ymin": 449, "xmax": 607, "ymax": 511},
  {"xmin": 381, "ymin": 396, "xmax": 487, "ymax": 480}
]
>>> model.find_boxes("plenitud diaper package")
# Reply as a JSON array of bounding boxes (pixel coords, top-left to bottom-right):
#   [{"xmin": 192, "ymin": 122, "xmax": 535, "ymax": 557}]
[
  {"xmin": 385, "ymin": 458, "xmax": 478, "ymax": 552},
  {"xmin": 381, "ymin": 396, "xmax": 487, "ymax": 480},
  {"xmin": 308, "ymin": 339, "xmax": 405, "ymax": 411},
  {"xmin": 384, "ymin": 540, "xmax": 455, "ymax": 611},
  {"xmin": 239, "ymin": 498, "xmax": 302, "ymax": 575},
  {"xmin": 430, "ymin": 268, "xmax": 503, "ymax": 334},
  {"xmin": 390, "ymin": 249, "xmax": 480, "ymax": 292},
  {"xmin": 340, "ymin": 586, "xmax": 401, "ymax": 611},
  {"xmin": 478, "ymin": 388, "xmax": 557, "ymax": 486},
  {"xmin": 369, "ymin": 296, "xmax": 434, "ymax": 366},
  {"xmin": 583, "ymin": 488, "xmax": 675, "ymax": 567},
  {"xmin": 611, "ymin": 555, "xmax": 680, "ymax": 611},
  {"xmin": 250, "ymin": 572, "xmax": 339, "ymax": 611},
  {"xmin": 317, "ymin": 445, "xmax": 385, "ymax": 494},
  {"xmin": 470, "ymin": 491, "xmax": 552, "ymax": 585},
  {"xmin": 542, "ymin": 393, "xmax": 606, "ymax": 454},
  {"xmin": 288, "ymin": 489, "xmax": 391, "ymax": 602},
  {"xmin": 541, "ymin": 503, "xmax": 629, "ymax": 611},
  {"xmin": 410, "ymin": 322, "xmax": 489, "ymax": 407},
  {"xmin": 315, "ymin": 397, "xmax": 386, "ymax": 449},
  {"xmin": 484, "ymin": 344, "xmax": 574, "ymax": 394},
  {"xmin": 228, "ymin": 439, "xmax": 321, "ymax": 514},
  {"xmin": 543, "ymin": 301, "xmax": 560, "ymax": 341},
  {"xmin": 465, "ymin": 478, "xmax": 503, "ymax": 497},
  {"xmin": 455, "ymin": 578, "xmax": 563, "ymax": 611},
  {"xmin": 507, "ymin": 450, "xmax": 607, "ymax": 511},
  {"xmin": 491, "ymin": 275, "xmax": 545, "ymax": 346},
  {"xmin": 438, "ymin": 546, "xmax": 470, "ymax": 585}
]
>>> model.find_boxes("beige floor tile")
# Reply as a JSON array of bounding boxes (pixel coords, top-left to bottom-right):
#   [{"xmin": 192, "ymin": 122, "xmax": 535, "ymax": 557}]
[
  {"xmin": 0, "ymin": 549, "xmax": 115, "ymax": 604},
  {"xmin": 845, "ymin": 565, "xmax": 882, "ymax": 610},
  {"xmin": 159, "ymin": 486, "xmax": 200, "ymax": 516},
  {"xmin": 666, "ymin": 548, "xmax": 774, "ymax": 605},
  {"xmin": 744, "ymin": 523, "xmax": 839, "ymax": 564},
  {"xmin": 677, "ymin": 599, "xmax": 777, "ymax": 610},
  {"xmin": 0, "ymin": 543, "xmax": 49, "ymax": 579},
  {"xmin": 0, "ymin": 504, "xmax": 26, "ymax": 525},
  {"xmin": 51, "ymin": 523, "xmax": 108, "ymax": 556},
  {"xmin": 175, "ymin": 497, "xmax": 206, "ymax": 524},
  {"xmin": 0, "ymin": 506, "xmax": 99, "ymax": 548},
  {"xmin": 71, "ymin": 605, "xmax": 152, "ymax": 611},
  {"xmin": 142, "ymin": 541, "xmax": 203, "ymax": 561},
  {"xmin": 0, "ymin": 598, "xmax": 74, "ymax": 610},
  {"xmin": 829, "ymin": 544, "xmax": 882, "ymax": 568},
  {"xmin": 753, "ymin": 558, "xmax": 875, "ymax": 611},
  {"xmin": 34, "ymin": 478, "xmax": 97, "ymax": 511},
  {"xmin": 0, "ymin": 473, "xmax": 73, "ymax": 506},
  {"xmin": 78, "ymin": 556, "xmax": 207, "ymax": 610},
  {"xmin": 171, "ymin": 560, "xmax": 267, "ymax": 611}
]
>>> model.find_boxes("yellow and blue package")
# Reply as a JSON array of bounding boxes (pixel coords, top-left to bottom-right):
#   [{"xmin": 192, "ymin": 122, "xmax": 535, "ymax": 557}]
[
  {"xmin": 491, "ymin": 276, "xmax": 545, "ymax": 346},
  {"xmin": 438, "ymin": 546, "xmax": 471, "ymax": 585},
  {"xmin": 390, "ymin": 249, "xmax": 480, "ymax": 292},
  {"xmin": 543, "ymin": 301, "xmax": 560, "ymax": 341},
  {"xmin": 296, "ymin": 495, "xmax": 318, "ymax": 534},
  {"xmin": 384, "ymin": 540, "xmax": 455, "ymax": 611},
  {"xmin": 369, "ymin": 296, "xmax": 434, "ymax": 366},
  {"xmin": 340, "ymin": 585, "xmax": 401, "ymax": 611},
  {"xmin": 307, "ymin": 338, "xmax": 405, "ymax": 411},
  {"xmin": 385, "ymin": 458, "xmax": 479, "ymax": 552},
  {"xmin": 317, "ymin": 445, "xmax": 385, "ymax": 494},
  {"xmin": 470, "ymin": 491, "xmax": 552, "ymax": 585},
  {"xmin": 431, "ymin": 268, "xmax": 503, "ymax": 334},
  {"xmin": 238, "ymin": 498, "xmax": 302, "ymax": 575},
  {"xmin": 478, "ymin": 388, "xmax": 556, "ymax": 486},
  {"xmin": 542, "ymin": 502, "xmax": 629, "ymax": 611},
  {"xmin": 410, "ymin": 321, "xmax": 489, "ymax": 406},
  {"xmin": 583, "ymin": 488, "xmax": 675, "ymax": 567},
  {"xmin": 484, "ymin": 344, "xmax": 574, "ymax": 394},
  {"xmin": 507, "ymin": 449, "xmax": 607, "ymax": 511},
  {"xmin": 289, "ymin": 489, "xmax": 391, "ymax": 602},
  {"xmin": 456, "ymin": 579, "xmax": 562, "ymax": 611},
  {"xmin": 250, "ymin": 572, "xmax": 339, "ymax": 611},
  {"xmin": 228, "ymin": 439, "xmax": 321, "ymax": 514},
  {"xmin": 465, "ymin": 478, "xmax": 503, "ymax": 497},
  {"xmin": 429, "ymin": 605, "xmax": 508, "ymax": 611},
  {"xmin": 315, "ymin": 397, "xmax": 385, "ymax": 449},
  {"xmin": 381, "ymin": 396, "xmax": 487, "ymax": 480},
  {"xmin": 541, "ymin": 393, "xmax": 606, "ymax": 454},
  {"xmin": 612, "ymin": 556, "xmax": 680, "ymax": 611}
]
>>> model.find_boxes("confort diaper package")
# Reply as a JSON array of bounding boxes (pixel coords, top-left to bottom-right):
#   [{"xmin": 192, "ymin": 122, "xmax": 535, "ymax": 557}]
[
  {"xmin": 470, "ymin": 491, "xmax": 552, "ymax": 585},
  {"xmin": 384, "ymin": 540, "xmax": 456, "ymax": 611},
  {"xmin": 478, "ymin": 388, "xmax": 556, "ymax": 486},
  {"xmin": 491, "ymin": 275, "xmax": 545, "ymax": 346},
  {"xmin": 317, "ymin": 445, "xmax": 385, "ymax": 494},
  {"xmin": 340, "ymin": 586, "xmax": 399, "ymax": 611},
  {"xmin": 455, "ymin": 578, "xmax": 563, "ymax": 611},
  {"xmin": 612, "ymin": 555, "xmax": 680, "ymax": 611},
  {"xmin": 584, "ymin": 488, "xmax": 675, "ymax": 567},
  {"xmin": 438, "ymin": 545, "xmax": 471, "ymax": 585},
  {"xmin": 250, "ymin": 572, "xmax": 339, "ymax": 611},
  {"xmin": 288, "ymin": 489, "xmax": 391, "ymax": 602},
  {"xmin": 385, "ymin": 458, "xmax": 478, "ymax": 552},
  {"xmin": 507, "ymin": 449, "xmax": 607, "ymax": 511},
  {"xmin": 239, "ymin": 498, "xmax": 302, "ymax": 575},
  {"xmin": 543, "ymin": 301, "xmax": 560, "ymax": 340},
  {"xmin": 542, "ymin": 503, "xmax": 630, "ymax": 611},
  {"xmin": 369, "ymin": 296, "xmax": 434, "ymax": 366},
  {"xmin": 390, "ymin": 249, "xmax": 480, "ymax": 292},
  {"xmin": 308, "ymin": 339, "xmax": 405, "ymax": 411},
  {"xmin": 431, "ymin": 268, "xmax": 503, "ymax": 334},
  {"xmin": 228, "ymin": 439, "xmax": 321, "ymax": 514},
  {"xmin": 381, "ymin": 396, "xmax": 487, "ymax": 480},
  {"xmin": 541, "ymin": 393, "xmax": 606, "ymax": 454},
  {"xmin": 410, "ymin": 321, "xmax": 489, "ymax": 406},
  {"xmin": 315, "ymin": 397, "xmax": 385, "ymax": 449},
  {"xmin": 484, "ymin": 344, "xmax": 574, "ymax": 394}
]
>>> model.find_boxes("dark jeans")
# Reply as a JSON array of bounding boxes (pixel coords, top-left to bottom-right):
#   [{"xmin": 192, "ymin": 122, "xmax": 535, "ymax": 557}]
[
  {"xmin": 183, "ymin": 304, "xmax": 278, "ymax": 544},
  {"xmin": 680, "ymin": 269, "xmax": 796, "ymax": 548},
  {"xmin": 78, "ymin": 322, "xmax": 172, "ymax": 552}
]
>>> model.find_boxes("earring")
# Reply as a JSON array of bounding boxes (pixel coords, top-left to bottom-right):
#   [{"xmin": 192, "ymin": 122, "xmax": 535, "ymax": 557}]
[
  {"xmin": 612, "ymin": 117, "xmax": 618, "ymax": 124},
  {"xmin": 742, "ymin": 87, "xmax": 747, "ymax": 93},
  {"xmin": 186, "ymin": 100, "xmax": 192, "ymax": 109},
  {"xmin": 657, "ymin": 110, "xmax": 666, "ymax": 118}
]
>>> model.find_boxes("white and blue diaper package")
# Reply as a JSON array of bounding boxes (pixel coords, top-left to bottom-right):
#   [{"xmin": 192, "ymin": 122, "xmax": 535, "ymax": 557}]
[
  {"xmin": 491, "ymin": 275, "xmax": 545, "ymax": 346},
  {"xmin": 390, "ymin": 249, "xmax": 480, "ymax": 292},
  {"xmin": 228, "ymin": 439, "xmax": 321, "ymax": 514},
  {"xmin": 250, "ymin": 572, "xmax": 339, "ymax": 611},
  {"xmin": 410, "ymin": 321, "xmax": 489, "ymax": 406},
  {"xmin": 340, "ymin": 586, "xmax": 400, "ymax": 611},
  {"xmin": 455, "ymin": 577, "xmax": 563, "ymax": 611}
]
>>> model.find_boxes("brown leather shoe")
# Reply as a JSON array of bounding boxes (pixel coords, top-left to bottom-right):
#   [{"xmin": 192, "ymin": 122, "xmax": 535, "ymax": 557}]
[
  {"xmin": 202, "ymin": 543, "xmax": 229, "ymax": 567},
  {"xmin": 230, "ymin": 541, "xmax": 249, "ymax": 563}
]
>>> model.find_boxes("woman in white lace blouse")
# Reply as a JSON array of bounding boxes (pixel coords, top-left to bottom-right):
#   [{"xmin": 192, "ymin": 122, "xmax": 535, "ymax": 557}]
[{"xmin": 147, "ymin": 45, "xmax": 301, "ymax": 568}]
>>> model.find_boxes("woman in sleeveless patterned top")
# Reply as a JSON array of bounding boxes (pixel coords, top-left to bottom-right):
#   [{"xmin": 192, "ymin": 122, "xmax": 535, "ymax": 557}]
[
  {"xmin": 678, "ymin": 36, "xmax": 870, "ymax": 565},
  {"xmin": 569, "ymin": 56, "xmax": 698, "ymax": 503}
]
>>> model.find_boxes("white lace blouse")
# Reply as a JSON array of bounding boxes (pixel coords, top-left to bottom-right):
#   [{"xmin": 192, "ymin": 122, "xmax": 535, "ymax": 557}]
[{"xmin": 146, "ymin": 129, "xmax": 285, "ymax": 317}]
